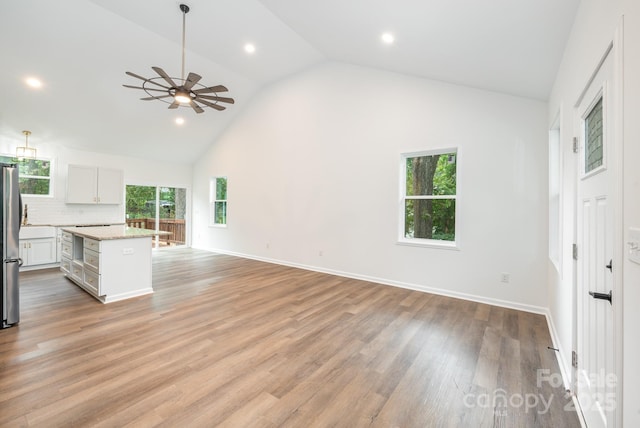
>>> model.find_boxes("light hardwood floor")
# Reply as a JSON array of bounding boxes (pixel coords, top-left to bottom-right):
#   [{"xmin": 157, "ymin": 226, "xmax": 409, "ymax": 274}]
[{"xmin": 1, "ymin": 249, "xmax": 580, "ymax": 427}]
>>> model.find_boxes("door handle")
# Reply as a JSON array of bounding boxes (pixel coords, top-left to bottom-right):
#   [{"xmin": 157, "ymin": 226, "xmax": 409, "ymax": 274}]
[
  {"xmin": 589, "ymin": 290, "xmax": 612, "ymax": 304},
  {"xmin": 606, "ymin": 259, "xmax": 612, "ymax": 272}
]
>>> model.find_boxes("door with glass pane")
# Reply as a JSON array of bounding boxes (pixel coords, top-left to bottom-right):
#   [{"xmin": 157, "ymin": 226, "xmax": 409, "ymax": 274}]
[
  {"xmin": 575, "ymin": 47, "xmax": 617, "ymax": 428},
  {"xmin": 126, "ymin": 185, "xmax": 187, "ymax": 248}
]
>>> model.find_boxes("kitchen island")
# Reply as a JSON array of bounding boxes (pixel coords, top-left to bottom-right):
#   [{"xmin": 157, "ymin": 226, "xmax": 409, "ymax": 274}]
[{"xmin": 60, "ymin": 225, "xmax": 169, "ymax": 303}]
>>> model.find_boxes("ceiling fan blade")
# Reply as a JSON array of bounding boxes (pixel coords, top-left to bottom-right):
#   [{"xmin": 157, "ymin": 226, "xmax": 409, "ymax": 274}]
[
  {"xmin": 152, "ymin": 66, "xmax": 178, "ymax": 88},
  {"xmin": 168, "ymin": 100, "xmax": 180, "ymax": 109},
  {"xmin": 123, "ymin": 84, "xmax": 167, "ymax": 93},
  {"xmin": 197, "ymin": 94, "xmax": 235, "ymax": 104},
  {"xmin": 189, "ymin": 100, "xmax": 205, "ymax": 113},
  {"xmin": 140, "ymin": 95, "xmax": 173, "ymax": 101},
  {"xmin": 183, "ymin": 72, "xmax": 202, "ymax": 91},
  {"xmin": 193, "ymin": 85, "xmax": 228, "ymax": 94},
  {"xmin": 196, "ymin": 98, "xmax": 226, "ymax": 111},
  {"xmin": 125, "ymin": 71, "xmax": 151, "ymax": 81},
  {"xmin": 125, "ymin": 71, "xmax": 170, "ymax": 89}
]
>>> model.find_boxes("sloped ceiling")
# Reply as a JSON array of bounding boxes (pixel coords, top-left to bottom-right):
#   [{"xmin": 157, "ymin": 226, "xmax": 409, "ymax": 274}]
[{"xmin": 0, "ymin": 0, "xmax": 579, "ymax": 164}]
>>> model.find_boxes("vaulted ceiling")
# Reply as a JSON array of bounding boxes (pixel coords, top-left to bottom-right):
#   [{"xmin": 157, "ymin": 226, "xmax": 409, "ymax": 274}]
[{"xmin": 0, "ymin": 0, "xmax": 580, "ymax": 163}]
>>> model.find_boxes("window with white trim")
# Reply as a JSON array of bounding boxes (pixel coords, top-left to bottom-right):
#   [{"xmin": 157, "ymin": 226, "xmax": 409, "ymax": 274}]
[
  {"xmin": 400, "ymin": 149, "xmax": 457, "ymax": 246},
  {"xmin": 209, "ymin": 176, "xmax": 227, "ymax": 226},
  {"xmin": 0, "ymin": 155, "xmax": 52, "ymax": 196}
]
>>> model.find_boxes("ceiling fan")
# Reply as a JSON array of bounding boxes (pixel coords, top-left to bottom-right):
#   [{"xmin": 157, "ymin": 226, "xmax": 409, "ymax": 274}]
[{"xmin": 123, "ymin": 4, "xmax": 234, "ymax": 114}]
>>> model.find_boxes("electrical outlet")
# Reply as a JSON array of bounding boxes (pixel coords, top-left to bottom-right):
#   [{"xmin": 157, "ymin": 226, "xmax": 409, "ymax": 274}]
[
  {"xmin": 319, "ymin": 250, "xmax": 323, "ymax": 256},
  {"xmin": 266, "ymin": 243, "xmax": 270, "ymax": 249},
  {"xmin": 500, "ymin": 273, "xmax": 510, "ymax": 283},
  {"xmin": 123, "ymin": 248, "xmax": 134, "ymax": 255}
]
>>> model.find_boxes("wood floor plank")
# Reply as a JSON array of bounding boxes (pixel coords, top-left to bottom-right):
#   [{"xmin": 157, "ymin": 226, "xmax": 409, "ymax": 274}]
[{"xmin": 0, "ymin": 249, "xmax": 580, "ymax": 427}]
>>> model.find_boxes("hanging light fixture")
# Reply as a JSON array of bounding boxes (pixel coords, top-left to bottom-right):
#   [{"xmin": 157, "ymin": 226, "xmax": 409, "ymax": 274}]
[
  {"xmin": 123, "ymin": 4, "xmax": 234, "ymax": 113},
  {"xmin": 16, "ymin": 130, "xmax": 36, "ymax": 160}
]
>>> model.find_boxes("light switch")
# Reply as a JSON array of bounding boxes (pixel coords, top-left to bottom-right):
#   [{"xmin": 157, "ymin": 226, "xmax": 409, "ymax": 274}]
[{"xmin": 628, "ymin": 228, "xmax": 640, "ymax": 265}]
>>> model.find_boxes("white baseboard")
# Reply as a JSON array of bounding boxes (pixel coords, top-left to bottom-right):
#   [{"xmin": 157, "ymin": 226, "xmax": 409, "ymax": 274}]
[
  {"xmin": 100, "ymin": 288, "xmax": 153, "ymax": 304},
  {"xmin": 543, "ymin": 309, "xmax": 573, "ymax": 390}
]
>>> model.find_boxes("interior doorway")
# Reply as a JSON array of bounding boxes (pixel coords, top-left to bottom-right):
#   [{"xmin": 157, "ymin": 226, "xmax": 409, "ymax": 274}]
[{"xmin": 125, "ymin": 185, "xmax": 187, "ymax": 248}]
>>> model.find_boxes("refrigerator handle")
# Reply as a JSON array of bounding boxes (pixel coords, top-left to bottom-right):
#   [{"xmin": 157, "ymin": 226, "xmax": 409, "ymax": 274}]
[
  {"xmin": 18, "ymin": 192, "xmax": 22, "ymax": 229},
  {"xmin": 4, "ymin": 258, "xmax": 23, "ymax": 267}
]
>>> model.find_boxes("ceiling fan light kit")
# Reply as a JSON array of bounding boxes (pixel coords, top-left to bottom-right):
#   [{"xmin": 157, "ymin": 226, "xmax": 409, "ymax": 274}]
[{"xmin": 124, "ymin": 4, "xmax": 234, "ymax": 114}]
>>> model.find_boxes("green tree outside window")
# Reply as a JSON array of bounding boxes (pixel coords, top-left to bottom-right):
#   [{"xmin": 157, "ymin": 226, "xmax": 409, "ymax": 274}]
[{"xmin": 403, "ymin": 151, "xmax": 457, "ymax": 242}]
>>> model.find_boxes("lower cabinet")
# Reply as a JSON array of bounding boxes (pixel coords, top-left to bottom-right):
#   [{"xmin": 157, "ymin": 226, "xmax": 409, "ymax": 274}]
[
  {"xmin": 83, "ymin": 268, "xmax": 100, "ymax": 295},
  {"xmin": 20, "ymin": 237, "xmax": 57, "ymax": 267}
]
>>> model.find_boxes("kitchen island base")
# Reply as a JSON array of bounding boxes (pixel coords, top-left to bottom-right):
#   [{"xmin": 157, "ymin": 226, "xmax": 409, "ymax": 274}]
[{"xmin": 61, "ymin": 226, "xmax": 162, "ymax": 304}]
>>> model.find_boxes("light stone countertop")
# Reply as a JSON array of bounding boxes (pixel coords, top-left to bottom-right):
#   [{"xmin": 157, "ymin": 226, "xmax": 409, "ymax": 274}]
[{"xmin": 61, "ymin": 225, "xmax": 171, "ymax": 241}]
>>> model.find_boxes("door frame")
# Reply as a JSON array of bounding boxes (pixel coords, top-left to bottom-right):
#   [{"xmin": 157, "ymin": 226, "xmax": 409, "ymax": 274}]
[{"xmin": 572, "ymin": 21, "xmax": 624, "ymax": 426}]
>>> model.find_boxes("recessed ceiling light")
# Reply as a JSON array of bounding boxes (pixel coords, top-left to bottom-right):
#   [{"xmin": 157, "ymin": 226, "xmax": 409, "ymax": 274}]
[
  {"xmin": 244, "ymin": 43, "xmax": 256, "ymax": 54},
  {"xmin": 175, "ymin": 117, "xmax": 185, "ymax": 125},
  {"xmin": 25, "ymin": 77, "xmax": 43, "ymax": 88},
  {"xmin": 381, "ymin": 32, "xmax": 395, "ymax": 45}
]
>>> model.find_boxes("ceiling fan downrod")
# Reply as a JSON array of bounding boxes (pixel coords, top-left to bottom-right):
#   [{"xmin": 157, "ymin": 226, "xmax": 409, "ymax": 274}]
[{"xmin": 179, "ymin": 4, "xmax": 189, "ymax": 82}]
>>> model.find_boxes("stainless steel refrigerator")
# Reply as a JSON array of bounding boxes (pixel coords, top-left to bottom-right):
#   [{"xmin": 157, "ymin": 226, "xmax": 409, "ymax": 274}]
[{"xmin": 1, "ymin": 163, "xmax": 21, "ymax": 329}]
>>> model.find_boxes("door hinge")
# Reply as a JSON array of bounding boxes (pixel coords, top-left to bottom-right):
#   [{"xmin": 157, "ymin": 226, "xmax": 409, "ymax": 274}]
[
  {"xmin": 572, "ymin": 351, "xmax": 578, "ymax": 368},
  {"xmin": 572, "ymin": 243, "xmax": 578, "ymax": 260},
  {"xmin": 573, "ymin": 137, "xmax": 579, "ymax": 153}
]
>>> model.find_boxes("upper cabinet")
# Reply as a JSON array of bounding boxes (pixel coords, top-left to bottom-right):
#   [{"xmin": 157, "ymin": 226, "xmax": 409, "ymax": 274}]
[{"xmin": 66, "ymin": 165, "xmax": 123, "ymax": 204}]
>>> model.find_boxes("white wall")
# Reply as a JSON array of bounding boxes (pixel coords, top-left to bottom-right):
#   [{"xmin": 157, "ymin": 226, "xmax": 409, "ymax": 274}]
[
  {"xmin": 621, "ymin": 1, "xmax": 640, "ymax": 425},
  {"xmin": 0, "ymin": 137, "xmax": 192, "ymax": 227},
  {"xmin": 192, "ymin": 62, "xmax": 549, "ymax": 311},
  {"xmin": 548, "ymin": 0, "xmax": 640, "ymax": 425}
]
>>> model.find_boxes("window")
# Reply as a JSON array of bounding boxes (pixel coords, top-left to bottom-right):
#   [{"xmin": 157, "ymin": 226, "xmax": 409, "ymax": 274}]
[
  {"xmin": 210, "ymin": 177, "xmax": 227, "ymax": 226},
  {"xmin": 400, "ymin": 149, "xmax": 457, "ymax": 247},
  {"xmin": 584, "ymin": 97, "xmax": 603, "ymax": 174},
  {"xmin": 549, "ymin": 117, "xmax": 561, "ymax": 270},
  {"xmin": 0, "ymin": 156, "xmax": 52, "ymax": 196}
]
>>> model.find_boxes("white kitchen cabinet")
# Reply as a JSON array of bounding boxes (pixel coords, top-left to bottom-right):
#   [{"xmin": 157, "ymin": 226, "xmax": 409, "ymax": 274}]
[
  {"xmin": 19, "ymin": 226, "xmax": 58, "ymax": 268},
  {"xmin": 60, "ymin": 230, "xmax": 73, "ymax": 274},
  {"xmin": 66, "ymin": 165, "xmax": 123, "ymax": 204},
  {"xmin": 61, "ymin": 226, "xmax": 159, "ymax": 303},
  {"xmin": 20, "ymin": 238, "xmax": 57, "ymax": 267}
]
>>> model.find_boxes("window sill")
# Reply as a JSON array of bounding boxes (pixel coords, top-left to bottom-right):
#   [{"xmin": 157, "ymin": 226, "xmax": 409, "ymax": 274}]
[
  {"xmin": 209, "ymin": 224, "xmax": 227, "ymax": 229},
  {"xmin": 22, "ymin": 194, "xmax": 54, "ymax": 198},
  {"xmin": 396, "ymin": 238, "xmax": 459, "ymax": 251}
]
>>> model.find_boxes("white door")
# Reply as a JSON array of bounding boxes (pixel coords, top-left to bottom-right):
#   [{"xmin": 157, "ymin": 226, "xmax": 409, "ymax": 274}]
[{"xmin": 575, "ymin": 47, "xmax": 617, "ymax": 428}]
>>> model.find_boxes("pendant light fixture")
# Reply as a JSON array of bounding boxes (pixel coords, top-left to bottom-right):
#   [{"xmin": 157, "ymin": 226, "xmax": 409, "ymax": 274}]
[
  {"xmin": 123, "ymin": 4, "xmax": 234, "ymax": 113},
  {"xmin": 16, "ymin": 130, "xmax": 36, "ymax": 160}
]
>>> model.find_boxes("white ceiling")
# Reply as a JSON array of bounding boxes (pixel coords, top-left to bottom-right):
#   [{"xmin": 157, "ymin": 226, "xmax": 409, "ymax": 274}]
[{"xmin": 0, "ymin": 0, "xmax": 579, "ymax": 164}]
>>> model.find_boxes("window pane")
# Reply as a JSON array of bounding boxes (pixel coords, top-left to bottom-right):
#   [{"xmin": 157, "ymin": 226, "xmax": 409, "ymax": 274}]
[
  {"xmin": 404, "ymin": 199, "xmax": 455, "ymax": 241},
  {"xmin": 216, "ymin": 177, "xmax": 227, "ymax": 200},
  {"xmin": 125, "ymin": 185, "xmax": 156, "ymax": 219},
  {"xmin": 214, "ymin": 202, "xmax": 227, "ymax": 225},
  {"xmin": 158, "ymin": 187, "xmax": 186, "ymax": 246},
  {"xmin": 585, "ymin": 97, "xmax": 603, "ymax": 173},
  {"xmin": 20, "ymin": 159, "xmax": 50, "ymax": 177},
  {"xmin": 406, "ymin": 153, "xmax": 456, "ymax": 196},
  {"xmin": 19, "ymin": 177, "xmax": 50, "ymax": 195},
  {"xmin": 158, "ymin": 187, "xmax": 176, "ymax": 220}
]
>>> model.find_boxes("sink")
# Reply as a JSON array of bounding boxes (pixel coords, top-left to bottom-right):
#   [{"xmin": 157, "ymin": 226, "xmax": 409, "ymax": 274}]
[{"xmin": 19, "ymin": 226, "xmax": 56, "ymax": 239}]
